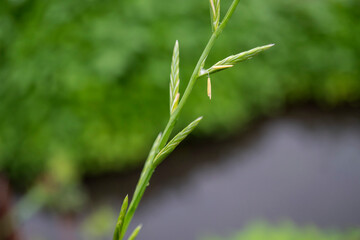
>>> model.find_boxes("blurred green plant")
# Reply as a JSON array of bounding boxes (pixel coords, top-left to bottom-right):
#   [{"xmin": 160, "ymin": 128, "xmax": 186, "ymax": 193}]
[
  {"xmin": 82, "ymin": 206, "xmax": 117, "ymax": 240},
  {"xmin": 1, "ymin": 0, "xmax": 359, "ymax": 185},
  {"xmin": 201, "ymin": 222, "xmax": 360, "ymax": 240},
  {"xmin": 14, "ymin": 154, "xmax": 85, "ymax": 223},
  {"xmin": 112, "ymin": 0, "xmax": 273, "ymax": 239}
]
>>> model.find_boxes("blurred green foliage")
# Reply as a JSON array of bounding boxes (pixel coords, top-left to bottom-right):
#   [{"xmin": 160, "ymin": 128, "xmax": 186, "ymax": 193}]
[
  {"xmin": 14, "ymin": 155, "xmax": 85, "ymax": 220},
  {"xmin": 81, "ymin": 206, "xmax": 116, "ymax": 240},
  {"xmin": 202, "ymin": 222, "xmax": 360, "ymax": 240},
  {"xmin": 1, "ymin": 0, "xmax": 359, "ymax": 184}
]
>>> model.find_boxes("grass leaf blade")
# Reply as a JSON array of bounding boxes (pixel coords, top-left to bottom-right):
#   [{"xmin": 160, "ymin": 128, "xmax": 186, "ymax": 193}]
[
  {"xmin": 113, "ymin": 195, "xmax": 129, "ymax": 240},
  {"xmin": 127, "ymin": 225, "xmax": 142, "ymax": 240}
]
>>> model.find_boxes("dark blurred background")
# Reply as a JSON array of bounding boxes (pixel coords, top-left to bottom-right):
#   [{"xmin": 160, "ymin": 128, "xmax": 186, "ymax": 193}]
[{"xmin": 0, "ymin": 0, "xmax": 359, "ymax": 239}]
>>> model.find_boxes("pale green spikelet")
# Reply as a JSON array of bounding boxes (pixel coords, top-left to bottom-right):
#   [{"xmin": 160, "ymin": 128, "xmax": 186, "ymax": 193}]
[
  {"xmin": 209, "ymin": 0, "xmax": 220, "ymax": 32},
  {"xmin": 153, "ymin": 117, "xmax": 203, "ymax": 166},
  {"xmin": 127, "ymin": 225, "xmax": 142, "ymax": 240},
  {"xmin": 200, "ymin": 44, "xmax": 275, "ymax": 76},
  {"xmin": 170, "ymin": 40, "xmax": 180, "ymax": 114},
  {"xmin": 215, "ymin": 44, "xmax": 274, "ymax": 65},
  {"xmin": 113, "ymin": 195, "xmax": 129, "ymax": 240}
]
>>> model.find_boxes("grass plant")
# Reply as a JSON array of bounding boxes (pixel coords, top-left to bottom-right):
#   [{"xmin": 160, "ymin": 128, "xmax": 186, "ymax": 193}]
[{"xmin": 113, "ymin": 1, "xmax": 273, "ymax": 239}]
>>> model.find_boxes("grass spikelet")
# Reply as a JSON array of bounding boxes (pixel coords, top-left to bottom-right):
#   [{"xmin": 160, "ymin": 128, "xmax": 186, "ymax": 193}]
[
  {"xmin": 170, "ymin": 40, "xmax": 180, "ymax": 114},
  {"xmin": 200, "ymin": 44, "xmax": 275, "ymax": 76},
  {"xmin": 153, "ymin": 117, "xmax": 203, "ymax": 166},
  {"xmin": 209, "ymin": 0, "xmax": 220, "ymax": 32},
  {"xmin": 217, "ymin": 44, "xmax": 274, "ymax": 65}
]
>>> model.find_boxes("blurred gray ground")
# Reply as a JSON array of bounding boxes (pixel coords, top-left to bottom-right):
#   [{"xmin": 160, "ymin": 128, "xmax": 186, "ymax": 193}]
[{"xmin": 21, "ymin": 107, "xmax": 360, "ymax": 240}]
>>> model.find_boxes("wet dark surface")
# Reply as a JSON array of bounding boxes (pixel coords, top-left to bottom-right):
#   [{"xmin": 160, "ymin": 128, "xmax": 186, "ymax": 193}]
[{"xmin": 21, "ymin": 107, "xmax": 360, "ymax": 240}]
